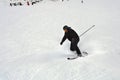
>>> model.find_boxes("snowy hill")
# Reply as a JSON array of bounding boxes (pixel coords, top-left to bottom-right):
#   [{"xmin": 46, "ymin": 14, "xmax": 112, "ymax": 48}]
[{"xmin": 0, "ymin": 0, "xmax": 120, "ymax": 80}]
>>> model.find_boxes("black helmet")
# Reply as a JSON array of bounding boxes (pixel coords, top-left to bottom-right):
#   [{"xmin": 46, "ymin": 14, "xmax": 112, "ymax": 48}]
[{"xmin": 63, "ymin": 25, "xmax": 70, "ymax": 30}]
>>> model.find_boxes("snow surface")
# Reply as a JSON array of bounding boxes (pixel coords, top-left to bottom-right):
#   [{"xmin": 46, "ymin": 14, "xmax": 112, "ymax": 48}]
[{"xmin": 0, "ymin": 0, "xmax": 120, "ymax": 80}]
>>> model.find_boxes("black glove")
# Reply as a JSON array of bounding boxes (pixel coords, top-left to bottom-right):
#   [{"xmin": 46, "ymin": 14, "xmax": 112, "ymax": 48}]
[{"xmin": 60, "ymin": 42, "xmax": 63, "ymax": 45}]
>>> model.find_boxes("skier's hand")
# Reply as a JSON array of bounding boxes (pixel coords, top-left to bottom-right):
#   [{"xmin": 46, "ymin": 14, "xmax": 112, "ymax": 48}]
[{"xmin": 60, "ymin": 42, "xmax": 63, "ymax": 45}]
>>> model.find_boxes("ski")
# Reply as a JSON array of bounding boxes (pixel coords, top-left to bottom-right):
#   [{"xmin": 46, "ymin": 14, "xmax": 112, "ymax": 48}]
[
  {"xmin": 67, "ymin": 56, "xmax": 79, "ymax": 60},
  {"xmin": 67, "ymin": 52, "xmax": 88, "ymax": 60}
]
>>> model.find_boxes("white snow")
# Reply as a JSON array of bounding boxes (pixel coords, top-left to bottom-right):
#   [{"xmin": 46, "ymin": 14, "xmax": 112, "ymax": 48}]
[{"xmin": 0, "ymin": 0, "xmax": 120, "ymax": 80}]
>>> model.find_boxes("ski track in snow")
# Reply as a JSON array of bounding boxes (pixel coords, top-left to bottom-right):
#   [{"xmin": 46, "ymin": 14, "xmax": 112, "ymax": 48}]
[{"xmin": 0, "ymin": 0, "xmax": 120, "ymax": 80}]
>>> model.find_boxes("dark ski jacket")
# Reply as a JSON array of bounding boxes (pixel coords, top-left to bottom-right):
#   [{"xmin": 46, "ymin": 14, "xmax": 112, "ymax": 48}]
[{"xmin": 61, "ymin": 28, "xmax": 79, "ymax": 44}]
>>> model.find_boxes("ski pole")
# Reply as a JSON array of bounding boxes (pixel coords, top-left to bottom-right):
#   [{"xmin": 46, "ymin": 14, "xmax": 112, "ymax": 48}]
[{"xmin": 79, "ymin": 25, "xmax": 95, "ymax": 37}]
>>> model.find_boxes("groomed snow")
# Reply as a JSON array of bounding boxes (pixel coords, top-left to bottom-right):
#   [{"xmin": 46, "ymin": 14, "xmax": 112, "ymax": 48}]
[{"xmin": 0, "ymin": 0, "xmax": 120, "ymax": 80}]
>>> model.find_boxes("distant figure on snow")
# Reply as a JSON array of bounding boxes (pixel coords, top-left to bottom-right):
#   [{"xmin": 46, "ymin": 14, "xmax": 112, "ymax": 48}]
[
  {"xmin": 62, "ymin": 0, "xmax": 69, "ymax": 2},
  {"xmin": 27, "ymin": 1, "xmax": 30, "ymax": 6},
  {"xmin": 60, "ymin": 25, "xmax": 82, "ymax": 57},
  {"xmin": 10, "ymin": 3, "xmax": 12, "ymax": 6},
  {"xmin": 81, "ymin": 0, "xmax": 84, "ymax": 3}
]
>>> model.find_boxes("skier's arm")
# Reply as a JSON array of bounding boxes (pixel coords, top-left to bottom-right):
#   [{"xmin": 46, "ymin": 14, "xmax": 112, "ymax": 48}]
[{"xmin": 60, "ymin": 34, "xmax": 67, "ymax": 45}]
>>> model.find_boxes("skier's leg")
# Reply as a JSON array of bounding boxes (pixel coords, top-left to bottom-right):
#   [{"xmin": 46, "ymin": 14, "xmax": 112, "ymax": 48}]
[
  {"xmin": 70, "ymin": 38, "xmax": 82, "ymax": 56},
  {"xmin": 70, "ymin": 42, "xmax": 75, "ymax": 51},
  {"xmin": 70, "ymin": 39, "xmax": 76, "ymax": 51},
  {"xmin": 76, "ymin": 46, "xmax": 82, "ymax": 56}
]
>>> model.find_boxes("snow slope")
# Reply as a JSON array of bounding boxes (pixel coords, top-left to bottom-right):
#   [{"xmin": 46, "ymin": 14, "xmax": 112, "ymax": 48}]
[{"xmin": 0, "ymin": 0, "xmax": 120, "ymax": 80}]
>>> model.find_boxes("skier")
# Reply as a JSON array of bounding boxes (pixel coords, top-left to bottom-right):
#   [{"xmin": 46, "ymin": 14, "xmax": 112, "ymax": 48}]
[
  {"xmin": 10, "ymin": 3, "xmax": 12, "ymax": 6},
  {"xmin": 27, "ymin": 1, "xmax": 30, "ymax": 6},
  {"xmin": 81, "ymin": 0, "xmax": 84, "ymax": 3},
  {"xmin": 62, "ymin": 0, "xmax": 66, "ymax": 1},
  {"xmin": 60, "ymin": 25, "xmax": 82, "ymax": 57}
]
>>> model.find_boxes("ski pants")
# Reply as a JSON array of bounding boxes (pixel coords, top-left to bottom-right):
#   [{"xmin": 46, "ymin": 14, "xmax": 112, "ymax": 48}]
[{"xmin": 70, "ymin": 38, "xmax": 81, "ymax": 55}]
